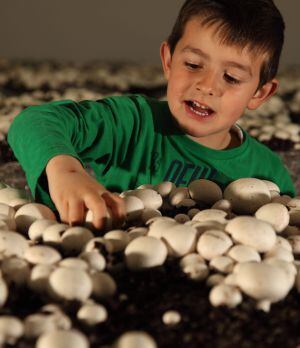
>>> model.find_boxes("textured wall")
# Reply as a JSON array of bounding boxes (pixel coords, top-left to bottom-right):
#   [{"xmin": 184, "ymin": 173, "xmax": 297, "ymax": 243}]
[{"xmin": 0, "ymin": 0, "xmax": 298, "ymax": 68}]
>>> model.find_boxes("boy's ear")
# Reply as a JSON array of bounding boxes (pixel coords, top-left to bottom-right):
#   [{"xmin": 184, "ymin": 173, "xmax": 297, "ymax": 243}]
[
  {"xmin": 160, "ymin": 41, "xmax": 172, "ymax": 80},
  {"xmin": 247, "ymin": 79, "xmax": 279, "ymax": 110}
]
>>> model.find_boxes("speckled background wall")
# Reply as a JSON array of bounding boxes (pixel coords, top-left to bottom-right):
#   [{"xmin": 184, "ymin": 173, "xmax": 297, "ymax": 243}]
[{"xmin": 0, "ymin": 0, "xmax": 299, "ymax": 68}]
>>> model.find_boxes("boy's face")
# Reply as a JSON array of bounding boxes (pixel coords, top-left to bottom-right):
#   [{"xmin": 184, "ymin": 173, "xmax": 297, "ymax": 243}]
[{"xmin": 160, "ymin": 18, "xmax": 278, "ymax": 149}]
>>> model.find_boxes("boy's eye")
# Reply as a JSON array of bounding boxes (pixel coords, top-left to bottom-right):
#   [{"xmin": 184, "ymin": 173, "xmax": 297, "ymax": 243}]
[
  {"xmin": 224, "ymin": 73, "xmax": 241, "ymax": 85},
  {"xmin": 185, "ymin": 62, "xmax": 200, "ymax": 70}
]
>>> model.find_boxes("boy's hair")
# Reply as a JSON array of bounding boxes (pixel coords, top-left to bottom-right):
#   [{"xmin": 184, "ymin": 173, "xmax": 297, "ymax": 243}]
[{"xmin": 167, "ymin": 0, "xmax": 285, "ymax": 88}]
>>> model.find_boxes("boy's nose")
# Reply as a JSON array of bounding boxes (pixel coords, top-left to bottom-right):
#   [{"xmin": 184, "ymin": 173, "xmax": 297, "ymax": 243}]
[{"xmin": 195, "ymin": 73, "xmax": 222, "ymax": 97}]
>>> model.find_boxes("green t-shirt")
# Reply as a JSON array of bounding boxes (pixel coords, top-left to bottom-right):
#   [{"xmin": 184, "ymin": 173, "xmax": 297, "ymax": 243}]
[{"xmin": 8, "ymin": 94, "xmax": 295, "ymax": 210}]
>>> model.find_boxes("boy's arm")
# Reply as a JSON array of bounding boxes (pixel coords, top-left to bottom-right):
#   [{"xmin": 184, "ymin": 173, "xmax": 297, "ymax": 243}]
[
  {"xmin": 7, "ymin": 96, "xmax": 139, "ymax": 227},
  {"xmin": 45, "ymin": 154, "xmax": 124, "ymax": 229}
]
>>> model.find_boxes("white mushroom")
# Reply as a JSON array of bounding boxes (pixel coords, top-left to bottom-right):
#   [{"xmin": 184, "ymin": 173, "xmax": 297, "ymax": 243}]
[
  {"xmin": 209, "ymin": 284, "xmax": 242, "ymax": 308},
  {"xmin": 36, "ymin": 330, "xmax": 89, "ymax": 348},
  {"xmin": 61, "ymin": 227, "xmax": 94, "ymax": 254},
  {"xmin": 1, "ymin": 257, "xmax": 30, "ymax": 286},
  {"xmin": 0, "ymin": 277, "xmax": 8, "ymax": 307},
  {"xmin": 153, "ymin": 181, "xmax": 175, "ymax": 197},
  {"xmin": 192, "ymin": 209, "xmax": 228, "ymax": 224},
  {"xmin": 104, "ymin": 230, "xmax": 131, "ymax": 252},
  {"xmin": 125, "ymin": 236, "xmax": 168, "ymax": 270},
  {"xmin": 24, "ymin": 245, "xmax": 62, "ymax": 265},
  {"xmin": 147, "ymin": 217, "xmax": 177, "ymax": 239},
  {"xmin": 114, "ymin": 331, "xmax": 157, "ymax": 348},
  {"xmin": 188, "ymin": 179, "xmax": 222, "ymax": 206},
  {"xmin": 123, "ymin": 195, "xmax": 144, "ymax": 221},
  {"xmin": 77, "ymin": 302, "xmax": 108, "ymax": 326},
  {"xmin": 28, "ymin": 219, "xmax": 57, "ymax": 241},
  {"xmin": 197, "ymin": 230, "xmax": 233, "ymax": 260},
  {"xmin": 42, "ymin": 223, "xmax": 69, "ymax": 245},
  {"xmin": 162, "ymin": 310, "xmax": 181, "ymax": 326},
  {"xmin": 206, "ymin": 274, "xmax": 225, "ymax": 287},
  {"xmin": 0, "ymin": 187, "xmax": 27, "ymax": 206},
  {"xmin": 224, "ymin": 178, "xmax": 271, "ymax": 214},
  {"xmin": 227, "ymin": 245, "xmax": 261, "ymax": 263},
  {"xmin": 49, "ymin": 267, "xmax": 92, "ymax": 301},
  {"xmin": 168, "ymin": 187, "xmax": 190, "ymax": 206},
  {"xmin": 79, "ymin": 250, "xmax": 106, "ymax": 272},
  {"xmin": 264, "ymin": 246, "xmax": 294, "ymax": 262},
  {"xmin": 24, "ymin": 314, "xmax": 57, "ymax": 338},
  {"xmin": 28, "ymin": 264, "xmax": 55, "ymax": 293},
  {"xmin": 0, "ymin": 316, "xmax": 24, "ymax": 345},
  {"xmin": 90, "ymin": 271, "xmax": 117, "ymax": 299},
  {"xmin": 225, "ymin": 216, "xmax": 276, "ymax": 253},
  {"xmin": 140, "ymin": 208, "xmax": 162, "ymax": 224},
  {"xmin": 0, "ymin": 230, "xmax": 29, "ymax": 258},
  {"xmin": 161, "ymin": 223, "xmax": 197, "ymax": 257},
  {"xmin": 59, "ymin": 258, "xmax": 89, "ymax": 270},
  {"xmin": 130, "ymin": 189, "xmax": 163, "ymax": 210},
  {"xmin": 14, "ymin": 203, "xmax": 56, "ymax": 233},
  {"xmin": 209, "ymin": 256, "xmax": 235, "ymax": 274},
  {"xmin": 255, "ymin": 203, "xmax": 289, "ymax": 233},
  {"xmin": 232, "ymin": 262, "xmax": 294, "ymax": 308}
]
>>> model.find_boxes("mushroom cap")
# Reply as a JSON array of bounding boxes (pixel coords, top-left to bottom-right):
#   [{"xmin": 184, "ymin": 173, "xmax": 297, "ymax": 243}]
[
  {"xmin": 28, "ymin": 219, "xmax": 57, "ymax": 241},
  {"xmin": 0, "ymin": 187, "xmax": 27, "ymax": 206},
  {"xmin": 162, "ymin": 310, "xmax": 181, "ymax": 326},
  {"xmin": 234, "ymin": 262, "xmax": 293, "ymax": 302},
  {"xmin": 168, "ymin": 187, "xmax": 190, "ymax": 206},
  {"xmin": 188, "ymin": 179, "xmax": 222, "ymax": 205},
  {"xmin": 209, "ymin": 284, "xmax": 242, "ymax": 308},
  {"xmin": 114, "ymin": 331, "xmax": 157, "ymax": 348},
  {"xmin": 161, "ymin": 223, "xmax": 197, "ymax": 257},
  {"xmin": 0, "ymin": 278, "xmax": 8, "ymax": 307},
  {"xmin": 77, "ymin": 302, "xmax": 108, "ymax": 326},
  {"xmin": 24, "ymin": 245, "xmax": 62, "ymax": 265},
  {"xmin": 224, "ymin": 178, "xmax": 271, "ymax": 214},
  {"xmin": 49, "ymin": 267, "xmax": 92, "ymax": 301},
  {"xmin": 130, "ymin": 189, "xmax": 163, "ymax": 210},
  {"xmin": 0, "ymin": 230, "xmax": 29, "ymax": 258},
  {"xmin": 123, "ymin": 195, "xmax": 144, "ymax": 221},
  {"xmin": 104, "ymin": 230, "xmax": 130, "ymax": 252},
  {"xmin": 147, "ymin": 217, "xmax": 177, "ymax": 239},
  {"xmin": 125, "ymin": 236, "xmax": 168, "ymax": 270},
  {"xmin": 61, "ymin": 227, "xmax": 94, "ymax": 254},
  {"xmin": 225, "ymin": 216, "xmax": 276, "ymax": 253},
  {"xmin": 255, "ymin": 203, "xmax": 289, "ymax": 233},
  {"xmin": 15, "ymin": 203, "xmax": 56, "ymax": 233},
  {"xmin": 36, "ymin": 330, "xmax": 89, "ymax": 348},
  {"xmin": 153, "ymin": 181, "xmax": 175, "ymax": 197},
  {"xmin": 227, "ymin": 245, "xmax": 261, "ymax": 263},
  {"xmin": 197, "ymin": 230, "xmax": 233, "ymax": 260},
  {"xmin": 192, "ymin": 209, "xmax": 227, "ymax": 224},
  {"xmin": 0, "ymin": 316, "xmax": 24, "ymax": 344},
  {"xmin": 90, "ymin": 271, "xmax": 117, "ymax": 299}
]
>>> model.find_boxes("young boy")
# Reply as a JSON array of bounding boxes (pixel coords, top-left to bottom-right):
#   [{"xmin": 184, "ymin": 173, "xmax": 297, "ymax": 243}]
[{"xmin": 8, "ymin": 0, "xmax": 295, "ymax": 229}]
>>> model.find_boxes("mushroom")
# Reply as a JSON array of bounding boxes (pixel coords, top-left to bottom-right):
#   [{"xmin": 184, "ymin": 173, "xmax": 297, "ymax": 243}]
[
  {"xmin": 61, "ymin": 227, "xmax": 94, "ymax": 255},
  {"xmin": 224, "ymin": 178, "xmax": 271, "ymax": 214},
  {"xmin": 153, "ymin": 181, "xmax": 175, "ymax": 197},
  {"xmin": 14, "ymin": 203, "xmax": 56, "ymax": 233},
  {"xmin": 192, "ymin": 209, "xmax": 228, "ymax": 224},
  {"xmin": 77, "ymin": 301, "xmax": 108, "ymax": 326},
  {"xmin": 28, "ymin": 264, "xmax": 55, "ymax": 293},
  {"xmin": 104, "ymin": 230, "xmax": 131, "ymax": 252},
  {"xmin": 255, "ymin": 203, "xmax": 289, "ymax": 233},
  {"xmin": 209, "ymin": 256, "xmax": 235, "ymax": 274},
  {"xmin": 24, "ymin": 313, "xmax": 57, "ymax": 338},
  {"xmin": 0, "ymin": 187, "xmax": 27, "ymax": 206},
  {"xmin": 147, "ymin": 217, "xmax": 177, "ymax": 239},
  {"xmin": 28, "ymin": 219, "xmax": 57, "ymax": 241},
  {"xmin": 0, "ymin": 277, "xmax": 8, "ymax": 307},
  {"xmin": 162, "ymin": 310, "xmax": 181, "ymax": 326},
  {"xmin": 161, "ymin": 223, "xmax": 197, "ymax": 257},
  {"xmin": 123, "ymin": 195, "xmax": 144, "ymax": 221},
  {"xmin": 168, "ymin": 187, "xmax": 190, "ymax": 206},
  {"xmin": 130, "ymin": 189, "xmax": 163, "ymax": 210},
  {"xmin": 197, "ymin": 230, "xmax": 233, "ymax": 260},
  {"xmin": 0, "ymin": 230, "xmax": 29, "ymax": 258},
  {"xmin": 125, "ymin": 236, "xmax": 168, "ymax": 270},
  {"xmin": 42, "ymin": 223, "xmax": 69, "ymax": 245},
  {"xmin": 188, "ymin": 179, "xmax": 223, "ymax": 206},
  {"xmin": 59, "ymin": 258, "xmax": 89, "ymax": 270},
  {"xmin": 114, "ymin": 331, "xmax": 157, "ymax": 348},
  {"xmin": 24, "ymin": 245, "xmax": 62, "ymax": 265},
  {"xmin": 206, "ymin": 274, "xmax": 225, "ymax": 287},
  {"xmin": 79, "ymin": 250, "xmax": 106, "ymax": 272},
  {"xmin": 49, "ymin": 267, "xmax": 92, "ymax": 301},
  {"xmin": 225, "ymin": 216, "xmax": 276, "ymax": 253},
  {"xmin": 0, "ymin": 316, "xmax": 24, "ymax": 345},
  {"xmin": 90, "ymin": 271, "xmax": 117, "ymax": 299},
  {"xmin": 209, "ymin": 284, "xmax": 242, "ymax": 308},
  {"xmin": 1, "ymin": 257, "xmax": 30, "ymax": 286},
  {"xmin": 36, "ymin": 330, "xmax": 89, "ymax": 348},
  {"xmin": 227, "ymin": 245, "xmax": 261, "ymax": 263}
]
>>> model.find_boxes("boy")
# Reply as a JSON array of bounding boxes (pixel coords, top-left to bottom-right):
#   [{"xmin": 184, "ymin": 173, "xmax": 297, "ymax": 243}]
[{"xmin": 8, "ymin": 0, "xmax": 295, "ymax": 229}]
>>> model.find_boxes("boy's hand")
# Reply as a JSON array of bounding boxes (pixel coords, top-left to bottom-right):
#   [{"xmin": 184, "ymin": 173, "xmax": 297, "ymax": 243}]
[{"xmin": 46, "ymin": 155, "xmax": 125, "ymax": 229}]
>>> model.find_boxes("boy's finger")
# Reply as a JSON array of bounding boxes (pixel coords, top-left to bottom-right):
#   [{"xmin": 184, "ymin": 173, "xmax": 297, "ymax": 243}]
[
  {"xmin": 56, "ymin": 199, "xmax": 69, "ymax": 224},
  {"xmin": 84, "ymin": 193, "xmax": 108, "ymax": 230},
  {"xmin": 101, "ymin": 192, "xmax": 125, "ymax": 226},
  {"xmin": 68, "ymin": 199, "xmax": 85, "ymax": 226}
]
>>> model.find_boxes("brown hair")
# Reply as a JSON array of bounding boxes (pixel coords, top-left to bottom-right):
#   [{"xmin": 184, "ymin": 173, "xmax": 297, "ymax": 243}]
[{"xmin": 167, "ymin": 0, "xmax": 285, "ymax": 87}]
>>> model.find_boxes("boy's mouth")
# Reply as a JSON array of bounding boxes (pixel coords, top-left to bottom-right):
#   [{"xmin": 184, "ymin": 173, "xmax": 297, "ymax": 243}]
[{"xmin": 185, "ymin": 100, "xmax": 214, "ymax": 117}]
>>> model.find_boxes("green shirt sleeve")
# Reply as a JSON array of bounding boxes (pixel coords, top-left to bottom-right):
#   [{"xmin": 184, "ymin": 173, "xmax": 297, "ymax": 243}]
[{"xmin": 7, "ymin": 95, "xmax": 144, "ymax": 208}]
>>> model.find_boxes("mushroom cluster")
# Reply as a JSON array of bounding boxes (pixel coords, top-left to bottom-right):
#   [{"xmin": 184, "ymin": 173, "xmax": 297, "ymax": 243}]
[{"xmin": 0, "ymin": 177, "xmax": 300, "ymax": 346}]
